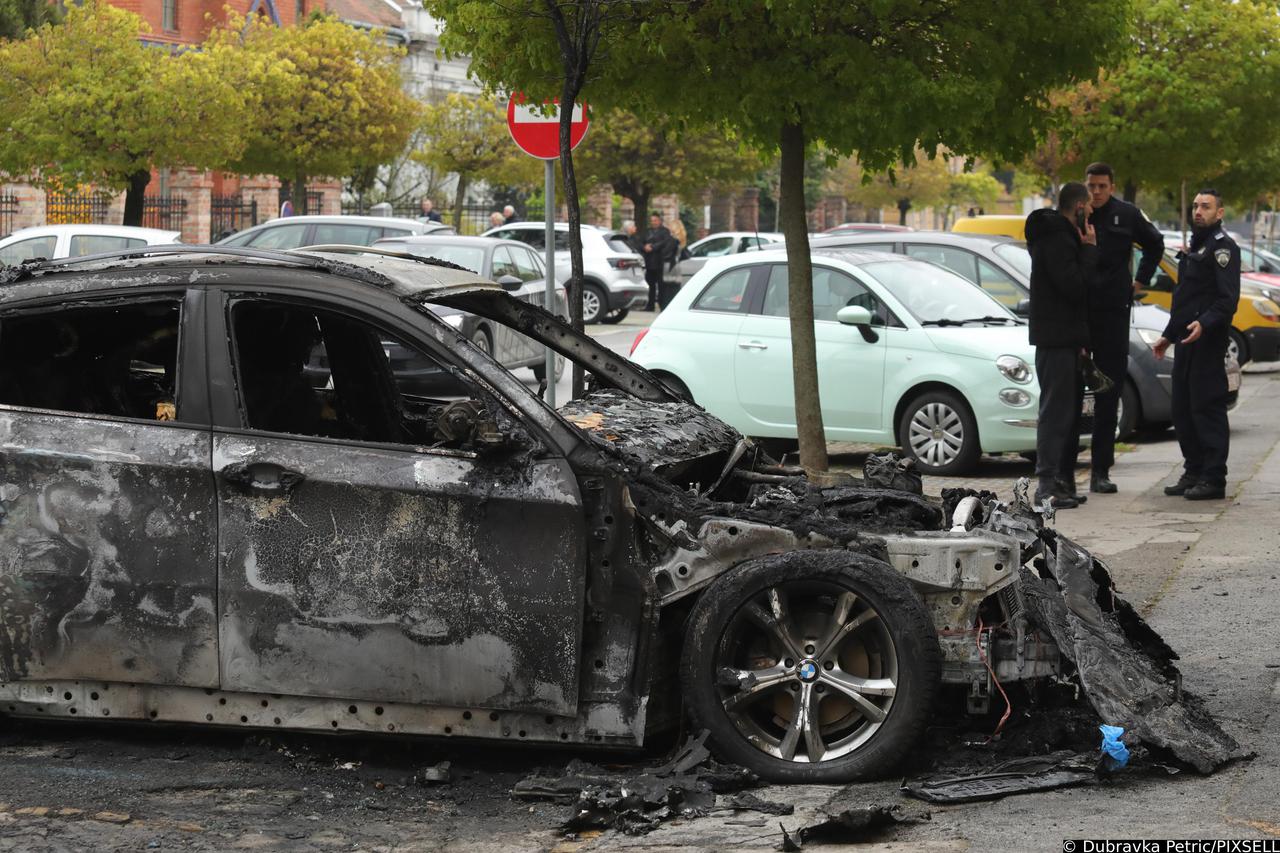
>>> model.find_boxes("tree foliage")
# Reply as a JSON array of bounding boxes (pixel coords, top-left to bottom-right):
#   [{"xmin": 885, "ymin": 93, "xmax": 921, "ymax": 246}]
[
  {"xmin": 574, "ymin": 108, "xmax": 760, "ymax": 226},
  {"xmin": 633, "ymin": 1, "xmax": 1130, "ymax": 471},
  {"xmin": 827, "ymin": 152, "xmax": 950, "ymax": 225},
  {"xmin": 0, "ymin": 0, "xmax": 60, "ymax": 40},
  {"xmin": 414, "ymin": 93, "xmax": 541, "ymax": 226},
  {"xmin": 215, "ymin": 13, "xmax": 419, "ymax": 215},
  {"xmin": 0, "ymin": 2, "xmax": 251, "ymax": 225},
  {"xmin": 1053, "ymin": 0, "xmax": 1280, "ymax": 199}
]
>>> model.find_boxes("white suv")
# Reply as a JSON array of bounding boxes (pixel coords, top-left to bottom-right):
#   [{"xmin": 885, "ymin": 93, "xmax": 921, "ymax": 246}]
[{"xmin": 482, "ymin": 222, "xmax": 649, "ymax": 323}]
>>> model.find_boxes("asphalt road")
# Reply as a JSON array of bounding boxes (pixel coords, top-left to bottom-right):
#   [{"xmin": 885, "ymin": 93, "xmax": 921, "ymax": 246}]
[{"xmin": 1, "ymin": 325, "xmax": 1278, "ymax": 851}]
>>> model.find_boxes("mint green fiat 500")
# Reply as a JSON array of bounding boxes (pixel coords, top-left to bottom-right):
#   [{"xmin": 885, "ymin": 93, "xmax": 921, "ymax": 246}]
[{"xmin": 632, "ymin": 248, "xmax": 1089, "ymax": 475}]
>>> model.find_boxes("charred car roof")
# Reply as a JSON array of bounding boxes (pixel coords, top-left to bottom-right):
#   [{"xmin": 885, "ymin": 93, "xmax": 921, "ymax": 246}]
[{"xmin": 0, "ymin": 245, "xmax": 501, "ymax": 303}]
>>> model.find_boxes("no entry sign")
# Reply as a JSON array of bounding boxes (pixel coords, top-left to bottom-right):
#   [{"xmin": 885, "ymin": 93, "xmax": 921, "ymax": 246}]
[{"xmin": 506, "ymin": 93, "xmax": 589, "ymax": 160}]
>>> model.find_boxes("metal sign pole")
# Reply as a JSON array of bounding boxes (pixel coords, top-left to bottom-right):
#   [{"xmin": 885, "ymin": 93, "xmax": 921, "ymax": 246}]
[{"xmin": 544, "ymin": 158, "xmax": 557, "ymax": 408}]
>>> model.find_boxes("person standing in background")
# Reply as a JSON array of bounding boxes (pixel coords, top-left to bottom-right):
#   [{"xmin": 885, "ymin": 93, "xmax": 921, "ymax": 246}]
[{"xmin": 1025, "ymin": 182, "xmax": 1097, "ymax": 509}]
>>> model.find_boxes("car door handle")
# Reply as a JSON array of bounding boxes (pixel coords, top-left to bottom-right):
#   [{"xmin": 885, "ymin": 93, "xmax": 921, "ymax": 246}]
[
  {"xmin": 222, "ymin": 461, "xmax": 306, "ymax": 495},
  {"xmin": 738, "ymin": 341, "xmax": 769, "ymax": 350}
]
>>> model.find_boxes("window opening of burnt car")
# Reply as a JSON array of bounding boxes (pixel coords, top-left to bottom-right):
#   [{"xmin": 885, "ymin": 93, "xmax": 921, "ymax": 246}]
[
  {"xmin": 0, "ymin": 297, "xmax": 182, "ymax": 423},
  {"xmin": 227, "ymin": 299, "xmax": 519, "ymax": 452}
]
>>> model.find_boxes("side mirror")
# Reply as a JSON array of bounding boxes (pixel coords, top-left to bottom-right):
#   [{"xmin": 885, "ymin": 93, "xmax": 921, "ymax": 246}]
[
  {"xmin": 836, "ymin": 305, "xmax": 879, "ymax": 343},
  {"xmin": 1014, "ymin": 298, "xmax": 1031, "ymax": 317},
  {"xmin": 496, "ymin": 274, "xmax": 523, "ymax": 292}
]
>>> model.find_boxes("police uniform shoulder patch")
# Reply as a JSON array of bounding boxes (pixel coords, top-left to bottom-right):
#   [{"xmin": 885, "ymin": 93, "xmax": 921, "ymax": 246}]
[
  {"xmin": 1216, "ymin": 248, "xmax": 1231, "ymax": 268},
  {"xmin": 1215, "ymin": 230, "xmax": 1227, "ymax": 241}
]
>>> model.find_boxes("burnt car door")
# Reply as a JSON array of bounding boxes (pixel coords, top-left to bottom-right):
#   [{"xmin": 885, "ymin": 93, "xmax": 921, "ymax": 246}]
[
  {"xmin": 0, "ymin": 288, "xmax": 219, "ymax": 687},
  {"xmin": 205, "ymin": 284, "xmax": 586, "ymax": 716}
]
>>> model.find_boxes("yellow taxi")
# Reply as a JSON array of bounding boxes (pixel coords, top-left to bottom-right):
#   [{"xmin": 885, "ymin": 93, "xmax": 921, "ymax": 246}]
[{"xmin": 950, "ymin": 215, "xmax": 1280, "ymax": 363}]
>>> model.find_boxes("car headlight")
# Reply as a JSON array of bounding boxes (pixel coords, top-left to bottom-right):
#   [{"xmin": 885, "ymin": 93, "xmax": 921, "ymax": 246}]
[
  {"xmin": 1252, "ymin": 298, "xmax": 1280, "ymax": 322},
  {"xmin": 996, "ymin": 355, "xmax": 1032, "ymax": 384},
  {"xmin": 1137, "ymin": 328, "xmax": 1163, "ymax": 348}
]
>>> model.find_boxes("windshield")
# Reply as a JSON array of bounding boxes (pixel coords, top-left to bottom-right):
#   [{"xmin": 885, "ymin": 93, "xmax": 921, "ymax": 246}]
[
  {"xmin": 993, "ymin": 241, "xmax": 1032, "ymax": 279},
  {"xmin": 861, "ymin": 259, "xmax": 1015, "ymax": 325},
  {"xmin": 380, "ymin": 242, "xmax": 486, "ymax": 273}
]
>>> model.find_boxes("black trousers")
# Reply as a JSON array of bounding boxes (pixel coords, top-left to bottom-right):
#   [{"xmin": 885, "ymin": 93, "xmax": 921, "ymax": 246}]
[
  {"xmin": 1035, "ymin": 347, "xmax": 1082, "ymax": 487},
  {"xmin": 1171, "ymin": 331, "xmax": 1230, "ymax": 486},
  {"xmin": 1067, "ymin": 312, "xmax": 1128, "ymax": 474},
  {"xmin": 644, "ymin": 266, "xmax": 663, "ymax": 309}
]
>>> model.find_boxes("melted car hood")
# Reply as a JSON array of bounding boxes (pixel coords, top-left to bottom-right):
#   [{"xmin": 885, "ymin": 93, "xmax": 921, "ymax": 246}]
[
  {"xmin": 560, "ymin": 389, "xmax": 741, "ymax": 479},
  {"xmin": 922, "ymin": 324, "xmax": 1033, "ymax": 360}
]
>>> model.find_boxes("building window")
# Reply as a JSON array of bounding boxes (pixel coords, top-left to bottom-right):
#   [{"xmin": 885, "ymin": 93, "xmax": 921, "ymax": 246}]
[
  {"xmin": 295, "ymin": 0, "xmax": 304, "ymax": 22},
  {"xmin": 162, "ymin": 0, "xmax": 178, "ymax": 31}
]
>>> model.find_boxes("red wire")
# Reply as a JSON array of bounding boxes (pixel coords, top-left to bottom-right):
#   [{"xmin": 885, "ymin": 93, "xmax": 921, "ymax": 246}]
[{"xmin": 976, "ymin": 616, "xmax": 1012, "ymax": 740}]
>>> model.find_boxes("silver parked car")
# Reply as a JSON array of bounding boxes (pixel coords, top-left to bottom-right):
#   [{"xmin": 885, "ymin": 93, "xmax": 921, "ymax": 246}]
[
  {"xmin": 482, "ymin": 221, "xmax": 648, "ymax": 324},
  {"xmin": 217, "ymin": 215, "xmax": 453, "ymax": 250},
  {"xmin": 372, "ymin": 234, "xmax": 567, "ymax": 382},
  {"xmin": 809, "ymin": 231, "xmax": 1240, "ymax": 439},
  {"xmin": 672, "ymin": 231, "xmax": 783, "ymax": 286}
]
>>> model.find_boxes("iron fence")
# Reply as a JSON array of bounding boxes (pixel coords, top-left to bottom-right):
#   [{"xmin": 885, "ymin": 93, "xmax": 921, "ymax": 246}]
[
  {"xmin": 46, "ymin": 192, "xmax": 112, "ymax": 225},
  {"xmin": 278, "ymin": 188, "xmax": 323, "ymax": 216},
  {"xmin": 142, "ymin": 196, "xmax": 188, "ymax": 233},
  {"xmin": 455, "ymin": 202, "xmax": 547, "ymax": 236},
  {"xmin": 0, "ymin": 194, "xmax": 17, "ymax": 238},
  {"xmin": 340, "ymin": 201, "xmax": 421, "ymax": 220},
  {"xmin": 211, "ymin": 194, "xmax": 258, "ymax": 241}
]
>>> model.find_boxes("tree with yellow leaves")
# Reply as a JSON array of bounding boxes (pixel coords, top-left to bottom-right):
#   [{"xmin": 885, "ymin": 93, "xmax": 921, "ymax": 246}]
[{"xmin": 216, "ymin": 13, "xmax": 420, "ymax": 216}]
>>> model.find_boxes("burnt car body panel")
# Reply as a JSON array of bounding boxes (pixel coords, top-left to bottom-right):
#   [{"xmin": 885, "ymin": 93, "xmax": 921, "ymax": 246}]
[{"xmin": 0, "ymin": 248, "xmax": 1241, "ymax": 780}]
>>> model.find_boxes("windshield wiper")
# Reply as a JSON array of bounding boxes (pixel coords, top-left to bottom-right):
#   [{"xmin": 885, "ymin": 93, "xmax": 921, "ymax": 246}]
[{"xmin": 920, "ymin": 315, "xmax": 1021, "ymax": 326}]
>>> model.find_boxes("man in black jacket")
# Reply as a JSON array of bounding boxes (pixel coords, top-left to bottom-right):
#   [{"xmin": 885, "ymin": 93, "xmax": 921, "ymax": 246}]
[
  {"xmin": 642, "ymin": 213, "xmax": 675, "ymax": 311},
  {"xmin": 1067, "ymin": 163, "xmax": 1164, "ymax": 494},
  {"xmin": 1026, "ymin": 182, "xmax": 1097, "ymax": 508},
  {"xmin": 1152, "ymin": 189, "xmax": 1240, "ymax": 500}
]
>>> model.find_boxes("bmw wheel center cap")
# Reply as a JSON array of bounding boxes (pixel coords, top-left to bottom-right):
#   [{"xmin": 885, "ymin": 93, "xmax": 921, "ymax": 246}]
[{"xmin": 798, "ymin": 660, "xmax": 819, "ymax": 682}]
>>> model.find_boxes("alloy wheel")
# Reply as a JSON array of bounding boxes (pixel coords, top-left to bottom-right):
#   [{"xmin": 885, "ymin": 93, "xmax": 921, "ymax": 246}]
[
  {"xmin": 715, "ymin": 581, "xmax": 898, "ymax": 764},
  {"xmin": 582, "ymin": 289, "xmax": 602, "ymax": 323}
]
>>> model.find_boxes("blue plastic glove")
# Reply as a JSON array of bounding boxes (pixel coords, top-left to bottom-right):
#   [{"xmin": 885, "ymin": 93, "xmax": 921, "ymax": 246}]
[{"xmin": 1100, "ymin": 724, "xmax": 1130, "ymax": 770}]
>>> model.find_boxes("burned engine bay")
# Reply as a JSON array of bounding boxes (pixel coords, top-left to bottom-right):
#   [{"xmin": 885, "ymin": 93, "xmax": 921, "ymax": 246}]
[{"xmin": 559, "ymin": 387, "xmax": 1246, "ymax": 776}]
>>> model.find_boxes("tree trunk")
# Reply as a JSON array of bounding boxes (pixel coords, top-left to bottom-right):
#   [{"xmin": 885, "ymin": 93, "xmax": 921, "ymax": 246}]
[
  {"xmin": 1123, "ymin": 179, "xmax": 1138, "ymax": 204},
  {"xmin": 122, "ymin": 168, "xmax": 150, "ymax": 228},
  {"xmin": 292, "ymin": 170, "xmax": 308, "ymax": 216},
  {"xmin": 897, "ymin": 198, "xmax": 911, "ymax": 226},
  {"xmin": 779, "ymin": 120, "xmax": 828, "ymax": 474},
  {"xmin": 452, "ymin": 175, "xmax": 470, "ymax": 231},
  {"xmin": 633, "ymin": 190, "xmax": 651, "ymax": 225}
]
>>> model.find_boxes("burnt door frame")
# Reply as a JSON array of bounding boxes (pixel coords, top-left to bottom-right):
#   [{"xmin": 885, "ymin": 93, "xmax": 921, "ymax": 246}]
[
  {"xmin": 202, "ymin": 281, "xmax": 589, "ymax": 715},
  {"xmin": 0, "ymin": 286, "xmax": 219, "ymax": 687}
]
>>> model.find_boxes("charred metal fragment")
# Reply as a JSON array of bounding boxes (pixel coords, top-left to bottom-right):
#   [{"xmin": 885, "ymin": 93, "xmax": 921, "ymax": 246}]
[
  {"xmin": 902, "ymin": 751, "xmax": 1099, "ymax": 804},
  {"xmin": 1018, "ymin": 532, "xmax": 1249, "ymax": 773}
]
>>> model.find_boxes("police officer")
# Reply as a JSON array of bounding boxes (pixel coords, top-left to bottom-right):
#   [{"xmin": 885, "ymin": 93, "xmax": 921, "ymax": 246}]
[
  {"xmin": 1152, "ymin": 188, "xmax": 1239, "ymax": 501},
  {"xmin": 1068, "ymin": 163, "xmax": 1164, "ymax": 496}
]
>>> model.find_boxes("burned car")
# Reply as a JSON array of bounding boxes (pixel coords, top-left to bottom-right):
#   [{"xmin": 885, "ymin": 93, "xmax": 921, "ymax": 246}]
[{"xmin": 0, "ymin": 246, "xmax": 1240, "ymax": 783}]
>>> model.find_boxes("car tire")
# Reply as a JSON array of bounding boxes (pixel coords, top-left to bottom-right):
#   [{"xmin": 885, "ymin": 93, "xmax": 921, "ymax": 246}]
[
  {"xmin": 582, "ymin": 283, "xmax": 609, "ymax": 325},
  {"xmin": 602, "ymin": 308, "xmax": 630, "ymax": 324},
  {"xmin": 1228, "ymin": 328, "xmax": 1249, "ymax": 366},
  {"xmin": 532, "ymin": 352, "xmax": 566, "ymax": 383},
  {"xmin": 681, "ymin": 550, "xmax": 940, "ymax": 784},
  {"xmin": 1116, "ymin": 381, "xmax": 1140, "ymax": 441},
  {"xmin": 896, "ymin": 390, "xmax": 980, "ymax": 476},
  {"xmin": 469, "ymin": 326, "xmax": 493, "ymax": 357}
]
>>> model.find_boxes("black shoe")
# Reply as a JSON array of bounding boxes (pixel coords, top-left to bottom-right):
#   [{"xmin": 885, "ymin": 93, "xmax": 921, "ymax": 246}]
[
  {"xmin": 1163, "ymin": 474, "xmax": 1198, "ymax": 496},
  {"xmin": 1034, "ymin": 489, "xmax": 1079, "ymax": 509},
  {"xmin": 1056, "ymin": 478, "xmax": 1087, "ymax": 503},
  {"xmin": 1184, "ymin": 482, "xmax": 1225, "ymax": 501},
  {"xmin": 1090, "ymin": 473, "xmax": 1117, "ymax": 494}
]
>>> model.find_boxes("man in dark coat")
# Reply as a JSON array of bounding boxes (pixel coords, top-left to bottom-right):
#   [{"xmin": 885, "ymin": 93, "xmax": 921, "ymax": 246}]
[
  {"xmin": 1066, "ymin": 163, "xmax": 1164, "ymax": 494},
  {"xmin": 1152, "ymin": 189, "xmax": 1240, "ymax": 501},
  {"xmin": 641, "ymin": 213, "xmax": 674, "ymax": 311},
  {"xmin": 1025, "ymin": 182, "xmax": 1097, "ymax": 508}
]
